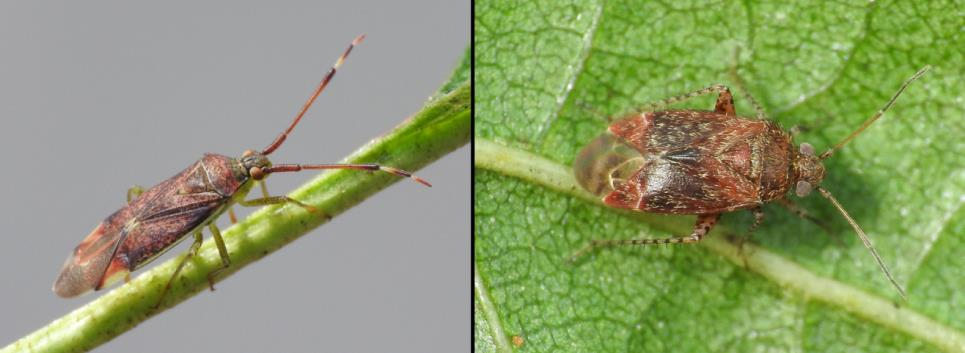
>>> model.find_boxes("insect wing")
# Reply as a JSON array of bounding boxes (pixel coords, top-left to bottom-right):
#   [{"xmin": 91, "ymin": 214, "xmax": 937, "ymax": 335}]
[
  {"xmin": 53, "ymin": 158, "xmax": 231, "ymax": 298},
  {"xmin": 608, "ymin": 110, "xmax": 737, "ymax": 153},
  {"xmin": 574, "ymin": 132, "xmax": 647, "ymax": 196},
  {"xmin": 123, "ymin": 193, "xmax": 226, "ymax": 270},
  {"xmin": 581, "ymin": 111, "xmax": 762, "ymax": 214},
  {"xmin": 116, "ymin": 158, "xmax": 234, "ymax": 270},
  {"xmin": 52, "ymin": 168, "xmax": 180, "ymax": 298},
  {"xmin": 603, "ymin": 156, "xmax": 757, "ymax": 213},
  {"xmin": 53, "ymin": 220, "xmax": 129, "ymax": 298}
]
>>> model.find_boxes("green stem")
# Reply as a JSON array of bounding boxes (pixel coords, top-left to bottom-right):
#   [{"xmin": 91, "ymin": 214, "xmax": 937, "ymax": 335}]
[
  {"xmin": 3, "ymin": 82, "xmax": 469, "ymax": 353},
  {"xmin": 475, "ymin": 138, "xmax": 965, "ymax": 353},
  {"xmin": 474, "ymin": 266, "xmax": 512, "ymax": 353}
]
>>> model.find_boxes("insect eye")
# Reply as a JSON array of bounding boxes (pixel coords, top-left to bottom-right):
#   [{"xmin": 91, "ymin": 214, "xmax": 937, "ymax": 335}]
[
  {"xmin": 795, "ymin": 180, "xmax": 813, "ymax": 197},
  {"xmin": 242, "ymin": 149, "xmax": 256, "ymax": 158},
  {"xmin": 250, "ymin": 167, "xmax": 265, "ymax": 180},
  {"xmin": 799, "ymin": 143, "xmax": 815, "ymax": 156}
]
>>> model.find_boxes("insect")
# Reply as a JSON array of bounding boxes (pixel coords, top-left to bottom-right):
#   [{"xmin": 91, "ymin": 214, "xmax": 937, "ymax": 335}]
[
  {"xmin": 52, "ymin": 35, "xmax": 431, "ymax": 299},
  {"xmin": 571, "ymin": 66, "xmax": 930, "ymax": 300}
]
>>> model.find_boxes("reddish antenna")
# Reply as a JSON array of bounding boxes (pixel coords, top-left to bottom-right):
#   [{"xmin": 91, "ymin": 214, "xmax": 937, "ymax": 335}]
[
  {"xmin": 262, "ymin": 163, "xmax": 431, "ymax": 187},
  {"xmin": 819, "ymin": 65, "xmax": 930, "ymax": 160},
  {"xmin": 811, "ymin": 65, "xmax": 930, "ymax": 300},
  {"xmin": 261, "ymin": 34, "xmax": 366, "ymax": 155},
  {"xmin": 254, "ymin": 34, "xmax": 431, "ymax": 188}
]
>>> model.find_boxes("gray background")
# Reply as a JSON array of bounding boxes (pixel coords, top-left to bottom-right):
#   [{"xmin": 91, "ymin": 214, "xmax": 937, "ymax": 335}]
[{"xmin": 0, "ymin": 1, "xmax": 467, "ymax": 352}]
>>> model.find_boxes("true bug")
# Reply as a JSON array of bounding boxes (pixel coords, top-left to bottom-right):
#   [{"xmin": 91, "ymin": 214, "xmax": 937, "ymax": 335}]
[
  {"xmin": 52, "ymin": 35, "xmax": 430, "ymax": 299},
  {"xmin": 571, "ymin": 66, "xmax": 930, "ymax": 300}
]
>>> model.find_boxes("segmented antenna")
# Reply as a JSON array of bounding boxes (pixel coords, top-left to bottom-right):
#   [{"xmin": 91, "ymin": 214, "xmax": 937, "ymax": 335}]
[
  {"xmin": 816, "ymin": 186, "xmax": 907, "ymax": 300},
  {"xmin": 262, "ymin": 34, "xmax": 366, "ymax": 155},
  {"xmin": 820, "ymin": 66, "xmax": 930, "ymax": 160},
  {"xmin": 263, "ymin": 163, "xmax": 431, "ymax": 187}
]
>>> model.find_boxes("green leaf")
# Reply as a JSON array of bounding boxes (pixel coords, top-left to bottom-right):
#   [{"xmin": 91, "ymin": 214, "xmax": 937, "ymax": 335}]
[{"xmin": 474, "ymin": 1, "xmax": 965, "ymax": 352}]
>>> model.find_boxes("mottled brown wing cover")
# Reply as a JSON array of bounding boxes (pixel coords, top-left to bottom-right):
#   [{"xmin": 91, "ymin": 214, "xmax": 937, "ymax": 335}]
[
  {"xmin": 574, "ymin": 110, "xmax": 793, "ymax": 215},
  {"xmin": 53, "ymin": 154, "xmax": 246, "ymax": 298}
]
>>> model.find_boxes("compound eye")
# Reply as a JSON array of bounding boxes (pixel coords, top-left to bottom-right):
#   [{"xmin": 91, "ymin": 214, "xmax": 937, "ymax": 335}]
[
  {"xmin": 250, "ymin": 166, "xmax": 265, "ymax": 180},
  {"xmin": 795, "ymin": 180, "xmax": 813, "ymax": 197},
  {"xmin": 242, "ymin": 149, "xmax": 256, "ymax": 158},
  {"xmin": 799, "ymin": 143, "xmax": 815, "ymax": 156}
]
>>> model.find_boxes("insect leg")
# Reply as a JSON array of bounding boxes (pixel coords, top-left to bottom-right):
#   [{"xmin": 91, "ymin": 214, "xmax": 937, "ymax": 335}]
[
  {"xmin": 568, "ymin": 213, "xmax": 721, "ymax": 263},
  {"xmin": 258, "ymin": 180, "xmax": 270, "ymax": 198},
  {"xmin": 637, "ymin": 85, "xmax": 733, "ymax": 113},
  {"xmin": 732, "ymin": 207, "xmax": 766, "ymax": 266},
  {"xmin": 240, "ymin": 195, "xmax": 317, "ymax": 213},
  {"xmin": 157, "ymin": 231, "xmax": 204, "ymax": 308},
  {"xmin": 226, "ymin": 181, "xmax": 274, "ymax": 224},
  {"xmin": 575, "ymin": 100, "xmax": 615, "ymax": 122},
  {"xmin": 788, "ymin": 125, "xmax": 808, "ymax": 137},
  {"xmin": 775, "ymin": 198, "xmax": 842, "ymax": 245},
  {"xmin": 206, "ymin": 223, "xmax": 231, "ymax": 290},
  {"xmin": 714, "ymin": 87, "xmax": 736, "ymax": 116},
  {"xmin": 727, "ymin": 45, "xmax": 768, "ymax": 120},
  {"xmin": 222, "ymin": 180, "xmax": 271, "ymax": 224},
  {"xmin": 748, "ymin": 207, "xmax": 765, "ymax": 236},
  {"xmin": 127, "ymin": 185, "xmax": 145, "ymax": 203},
  {"xmin": 734, "ymin": 83, "xmax": 767, "ymax": 120}
]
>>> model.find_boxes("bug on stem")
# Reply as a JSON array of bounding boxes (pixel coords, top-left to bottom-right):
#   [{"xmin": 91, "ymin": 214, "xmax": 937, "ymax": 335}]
[
  {"xmin": 53, "ymin": 35, "xmax": 431, "ymax": 299},
  {"xmin": 571, "ymin": 66, "xmax": 930, "ymax": 300}
]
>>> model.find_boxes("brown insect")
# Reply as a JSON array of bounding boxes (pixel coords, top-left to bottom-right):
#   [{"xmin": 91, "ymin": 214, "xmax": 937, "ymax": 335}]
[
  {"xmin": 53, "ymin": 35, "xmax": 430, "ymax": 299},
  {"xmin": 571, "ymin": 66, "xmax": 930, "ymax": 300}
]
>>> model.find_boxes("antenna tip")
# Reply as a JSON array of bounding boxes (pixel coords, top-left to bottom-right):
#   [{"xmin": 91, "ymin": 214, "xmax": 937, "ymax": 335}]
[
  {"xmin": 353, "ymin": 34, "xmax": 366, "ymax": 46},
  {"xmin": 379, "ymin": 165, "xmax": 431, "ymax": 187},
  {"xmin": 412, "ymin": 176, "xmax": 432, "ymax": 187},
  {"xmin": 912, "ymin": 65, "xmax": 931, "ymax": 79}
]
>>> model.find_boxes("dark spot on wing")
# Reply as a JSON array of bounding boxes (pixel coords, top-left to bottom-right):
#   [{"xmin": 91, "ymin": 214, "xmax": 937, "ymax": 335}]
[{"xmin": 663, "ymin": 147, "xmax": 701, "ymax": 165}]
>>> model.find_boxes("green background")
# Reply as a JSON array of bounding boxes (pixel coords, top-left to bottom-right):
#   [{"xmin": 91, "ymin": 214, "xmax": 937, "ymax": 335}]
[{"xmin": 475, "ymin": 0, "xmax": 964, "ymax": 352}]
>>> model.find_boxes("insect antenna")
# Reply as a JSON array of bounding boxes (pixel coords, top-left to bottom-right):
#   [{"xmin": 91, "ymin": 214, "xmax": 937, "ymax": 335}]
[
  {"xmin": 819, "ymin": 66, "xmax": 930, "ymax": 160},
  {"xmin": 261, "ymin": 34, "xmax": 366, "ymax": 155},
  {"xmin": 261, "ymin": 163, "xmax": 431, "ymax": 187},
  {"xmin": 815, "ymin": 186, "xmax": 907, "ymax": 301}
]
